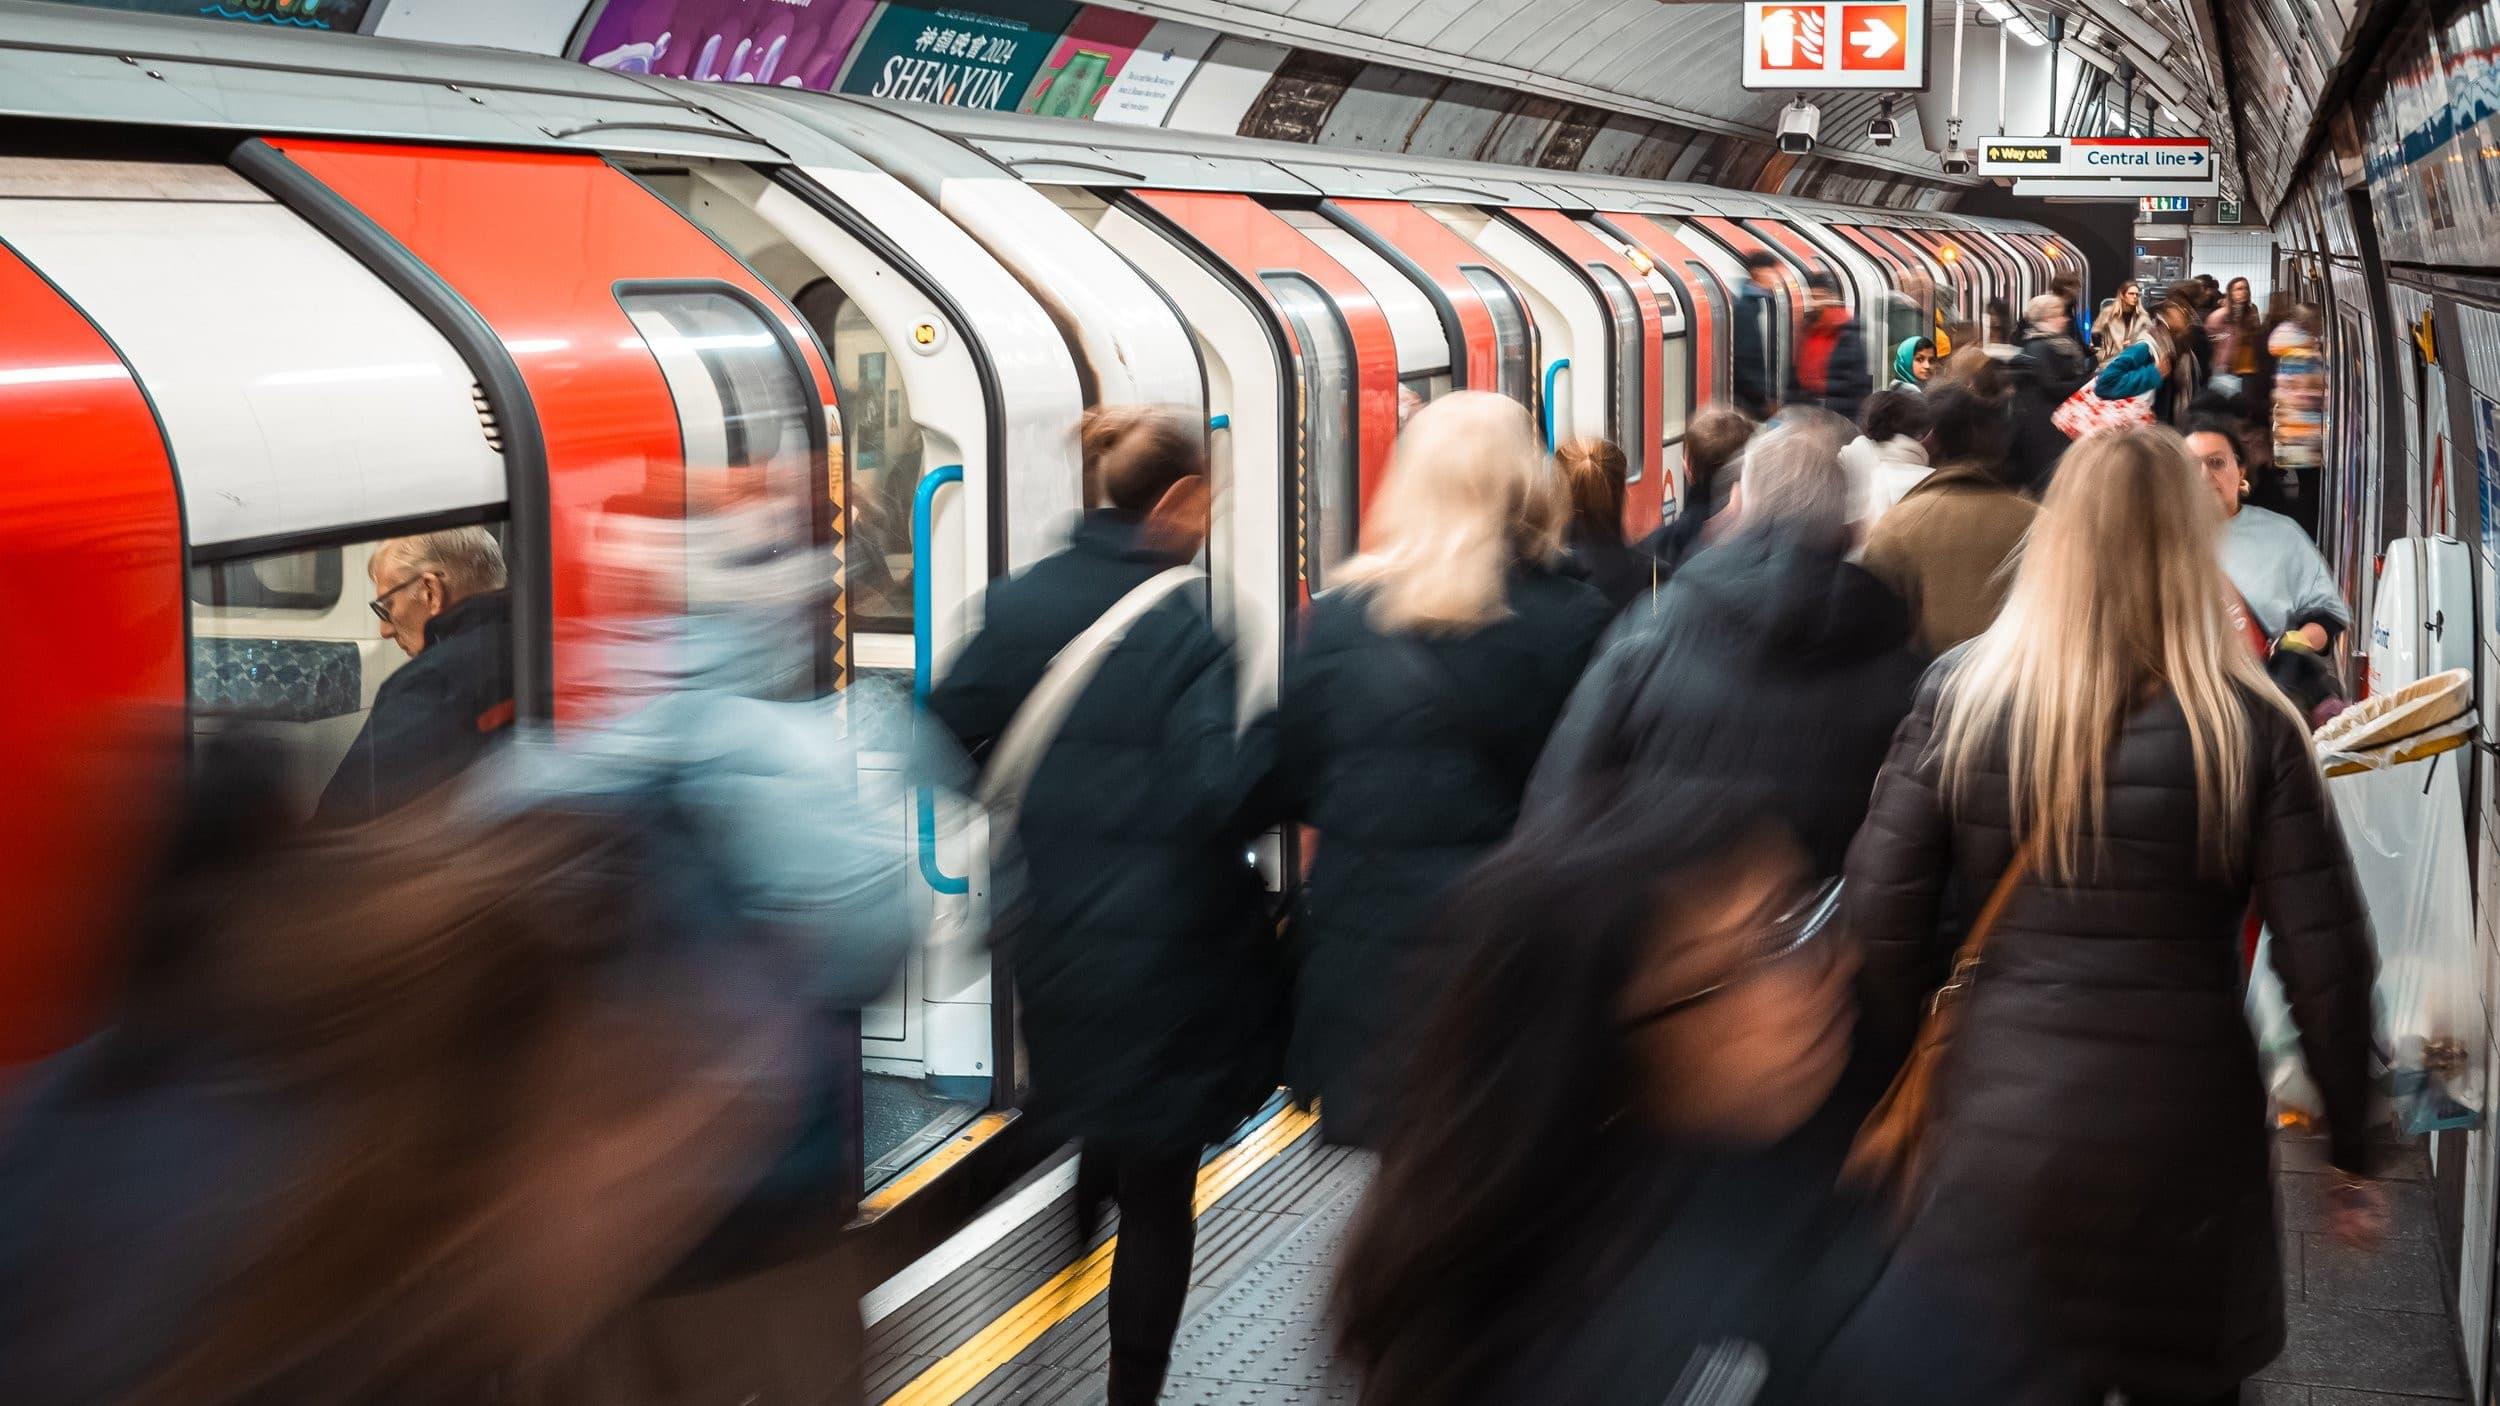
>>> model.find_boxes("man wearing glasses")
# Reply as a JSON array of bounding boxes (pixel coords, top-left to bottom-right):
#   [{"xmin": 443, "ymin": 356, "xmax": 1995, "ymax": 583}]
[{"xmin": 315, "ymin": 526, "xmax": 514, "ymax": 824}]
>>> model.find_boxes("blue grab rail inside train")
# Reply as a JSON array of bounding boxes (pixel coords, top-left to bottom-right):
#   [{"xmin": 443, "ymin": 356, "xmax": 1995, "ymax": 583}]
[
  {"xmin": 1542, "ymin": 359, "xmax": 1569, "ymax": 450},
  {"xmin": 912, "ymin": 464, "xmax": 971, "ymax": 896}
]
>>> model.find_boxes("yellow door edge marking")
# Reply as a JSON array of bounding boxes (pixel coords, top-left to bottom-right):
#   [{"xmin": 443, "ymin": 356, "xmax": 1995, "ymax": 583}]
[
  {"xmin": 858, "ymin": 1111, "xmax": 1020, "ymax": 1223},
  {"xmin": 881, "ymin": 1102, "xmax": 1321, "ymax": 1406}
]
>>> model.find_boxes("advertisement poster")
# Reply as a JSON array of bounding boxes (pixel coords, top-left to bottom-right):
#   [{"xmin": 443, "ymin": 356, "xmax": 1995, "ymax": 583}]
[
  {"xmin": 1017, "ymin": 7, "xmax": 1154, "ymax": 119},
  {"xmin": 59, "ymin": 0, "xmax": 372, "ymax": 30},
  {"xmin": 841, "ymin": 0, "xmax": 1081, "ymax": 112},
  {"xmin": 579, "ymin": 0, "xmax": 876, "ymax": 91},
  {"xmin": 1091, "ymin": 18, "xmax": 1217, "ymax": 126}
]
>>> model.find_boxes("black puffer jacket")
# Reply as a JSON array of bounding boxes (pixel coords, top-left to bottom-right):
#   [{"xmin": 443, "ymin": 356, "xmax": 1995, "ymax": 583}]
[
  {"xmin": 1280, "ymin": 566, "xmax": 1609, "ymax": 1145},
  {"xmin": 1527, "ymin": 529, "xmax": 1925, "ymax": 877},
  {"xmin": 2008, "ymin": 327, "xmax": 2094, "ymax": 491},
  {"xmin": 1846, "ymin": 660, "xmax": 2378, "ymax": 1398},
  {"xmin": 929, "ymin": 512, "xmax": 1281, "ymax": 1151}
]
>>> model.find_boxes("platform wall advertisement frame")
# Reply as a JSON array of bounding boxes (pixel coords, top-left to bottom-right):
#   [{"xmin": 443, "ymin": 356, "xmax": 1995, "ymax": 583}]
[{"xmin": 577, "ymin": 0, "xmax": 878, "ymax": 89}]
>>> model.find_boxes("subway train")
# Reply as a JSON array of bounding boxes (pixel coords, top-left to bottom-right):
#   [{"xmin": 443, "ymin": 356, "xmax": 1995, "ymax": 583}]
[{"xmin": 0, "ymin": 2, "xmax": 2082, "ymax": 1273}]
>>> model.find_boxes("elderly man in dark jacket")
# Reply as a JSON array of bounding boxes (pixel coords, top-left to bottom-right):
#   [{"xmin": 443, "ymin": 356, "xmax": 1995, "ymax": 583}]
[
  {"xmin": 316, "ymin": 526, "xmax": 514, "ymax": 824},
  {"xmin": 927, "ymin": 407, "xmax": 1277, "ymax": 1406},
  {"xmin": 1528, "ymin": 410, "xmax": 1924, "ymax": 879}
]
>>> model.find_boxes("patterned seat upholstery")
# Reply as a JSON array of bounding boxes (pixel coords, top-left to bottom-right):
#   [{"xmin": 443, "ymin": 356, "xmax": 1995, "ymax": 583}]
[{"xmin": 192, "ymin": 637, "xmax": 363, "ymax": 723}]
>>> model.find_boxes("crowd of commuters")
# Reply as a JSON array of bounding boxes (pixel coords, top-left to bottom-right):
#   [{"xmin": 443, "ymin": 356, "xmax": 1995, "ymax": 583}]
[{"xmin": 0, "ymin": 264, "xmax": 2382, "ymax": 1406}]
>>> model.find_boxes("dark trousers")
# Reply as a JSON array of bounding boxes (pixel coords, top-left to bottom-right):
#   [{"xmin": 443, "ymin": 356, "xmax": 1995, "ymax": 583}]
[{"xmin": 1077, "ymin": 1143, "xmax": 1200, "ymax": 1406}]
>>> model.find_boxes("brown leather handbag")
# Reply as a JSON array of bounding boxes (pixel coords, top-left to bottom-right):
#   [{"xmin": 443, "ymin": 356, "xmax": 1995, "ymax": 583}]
[{"xmin": 1845, "ymin": 837, "xmax": 2038, "ymax": 1215}]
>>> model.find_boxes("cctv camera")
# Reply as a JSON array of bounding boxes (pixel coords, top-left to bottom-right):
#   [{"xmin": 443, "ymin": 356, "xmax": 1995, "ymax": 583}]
[
  {"xmin": 1868, "ymin": 116, "xmax": 1899, "ymax": 147},
  {"xmin": 1777, "ymin": 99, "xmax": 1822, "ymax": 156},
  {"xmin": 1942, "ymin": 149, "xmax": 1976, "ymax": 176}
]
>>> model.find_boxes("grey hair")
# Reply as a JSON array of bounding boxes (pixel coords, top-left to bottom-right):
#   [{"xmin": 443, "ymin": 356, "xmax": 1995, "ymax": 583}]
[
  {"xmin": 1739, "ymin": 410, "xmax": 1852, "ymax": 544},
  {"xmin": 2025, "ymin": 293, "xmax": 2067, "ymax": 325},
  {"xmin": 388, "ymin": 525, "xmax": 507, "ymax": 598}
]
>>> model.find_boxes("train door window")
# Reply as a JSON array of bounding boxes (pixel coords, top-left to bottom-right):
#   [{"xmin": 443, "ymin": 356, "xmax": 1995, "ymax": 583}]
[
  {"xmin": 1264, "ymin": 272, "xmax": 1359, "ymax": 590},
  {"xmin": 1459, "ymin": 265, "xmax": 1534, "ymax": 404},
  {"xmin": 1587, "ymin": 262, "xmax": 1645, "ymax": 481},
  {"xmin": 619, "ymin": 285, "xmax": 825, "ymax": 699},
  {"xmin": 1685, "ymin": 262, "xmax": 1731, "ymax": 400},
  {"xmin": 191, "ymin": 523, "xmax": 513, "ymax": 824},
  {"xmin": 797, "ymin": 280, "xmax": 920, "ymax": 638},
  {"xmin": 1659, "ymin": 332, "xmax": 1690, "ymax": 442}
]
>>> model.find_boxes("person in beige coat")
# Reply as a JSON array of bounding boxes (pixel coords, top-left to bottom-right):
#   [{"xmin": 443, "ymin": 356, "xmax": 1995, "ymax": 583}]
[{"xmin": 1860, "ymin": 370, "xmax": 2039, "ymax": 655}]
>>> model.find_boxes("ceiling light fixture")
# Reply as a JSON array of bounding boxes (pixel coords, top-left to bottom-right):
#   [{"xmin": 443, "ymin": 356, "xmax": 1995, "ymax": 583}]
[{"xmin": 1977, "ymin": 0, "xmax": 2046, "ymax": 44}]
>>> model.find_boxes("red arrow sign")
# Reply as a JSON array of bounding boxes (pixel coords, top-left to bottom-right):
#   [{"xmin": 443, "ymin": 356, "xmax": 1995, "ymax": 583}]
[{"xmin": 1839, "ymin": 4, "xmax": 1910, "ymax": 70}]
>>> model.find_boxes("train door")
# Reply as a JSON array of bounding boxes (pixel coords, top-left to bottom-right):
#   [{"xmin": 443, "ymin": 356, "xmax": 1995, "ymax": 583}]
[
  {"xmin": 1834, "ymin": 223, "xmax": 1935, "ymax": 360},
  {"xmin": 616, "ymin": 145, "xmax": 1089, "ymax": 1190},
  {"xmin": 1600, "ymin": 211, "xmax": 1732, "ymax": 415},
  {"xmin": 1782, "ymin": 219, "xmax": 1908, "ymax": 387},
  {"xmin": 1573, "ymin": 219, "xmax": 1703, "ymax": 500},
  {"xmin": 0, "ymin": 152, "xmax": 522, "ymax": 1063},
  {"xmin": 1860, "ymin": 226, "xmax": 1956, "ymax": 352},
  {"xmin": 1417, "ymin": 203, "xmax": 1615, "ymax": 452},
  {"xmin": 1902, "ymin": 229, "xmax": 1980, "ymax": 333},
  {"xmin": 0, "ymin": 207, "xmax": 185, "ymax": 1071},
  {"xmin": 234, "ymin": 137, "xmax": 854, "ymax": 1177},
  {"xmin": 1279, "ymin": 207, "xmax": 1459, "ymax": 409},
  {"xmin": 1317, "ymin": 198, "xmax": 1503, "ymax": 398},
  {"xmin": 1747, "ymin": 217, "xmax": 1888, "ymax": 391},
  {"xmin": 1507, "ymin": 207, "xmax": 1668, "ymax": 532},
  {"xmin": 1688, "ymin": 216, "xmax": 1806, "ymax": 355}
]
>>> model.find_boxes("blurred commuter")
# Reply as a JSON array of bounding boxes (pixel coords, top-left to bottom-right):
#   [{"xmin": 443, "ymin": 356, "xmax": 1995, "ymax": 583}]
[
  {"xmin": 0, "ymin": 684, "xmax": 904, "ymax": 1404},
  {"xmin": 1732, "ymin": 250, "xmax": 1785, "ymax": 418},
  {"xmin": 2271, "ymin": 306, "xmax": 2327, "ymax": 533},
  {"xmin": 2051, "ymin": 270, "xmax": 2087, "ymax": 344},
  {"xmin": 2093, "ymin": 280, "xmax": 2150, "ymax": 365},
  {"xmin": 2157, "ymin": 294, "xmax": 2211, "ymax": 428},
  {"xmin": 1786, "ymin": 270, "xmax": 1872, "ymax": 423},
  {"xmin": 1280, "ymin": 391, "xmax": 1610, "ymax": 1147},
  {"xmin": 928, "ymin": 405, "xmax": 1278, "ymax": 1406},
  {"xmin": 1983, "ymin": 296, "xmax": 2015, "ymax": 354},
  {"xmin": 1891, "ymin": 335, "xmax": 1934, "ymax": 391},
  {"xmin": 315, "ymin": 526, "xmax": 513, "ymax": 824},
  {"xmin": 1530, "ymin": 411, "xmax": 1922, "ymax": 880},
  {"xmin": 1839, "ymin": 387, "xmax": 1932, "ymax": 530},
  {"xmin": 1861, "ymin": 366, "xmax": 2038, "ymax": 655},
  {"xmin": 1334, "ymin": 782, "xmax": 2063, "ymax": 1406},
  {"xmin": 1398, "ymin": 382, "xmax": 1426, "ymax": 429},
  {"xmin": 1641, "ymin": 407, "xmax": 1757, "ymax": 577},
  {"xmin": 1555, "ymin": 438, "xmax": 1650, "ymax": 609},
  {"xmin": 2008, "ymin": 292, "xmax": 2095, "ymax": 491},
  {"xmin": 2206, "ymin": 277, "xmax": 2261, "ymax": 393},
  {"xmin": 2190, "ymin": 417, "xmax": 2349, "ymax": 654},
  {"xmin": 1847, "ymin": 426, "xmax": 2383, "ymax": 1406}
]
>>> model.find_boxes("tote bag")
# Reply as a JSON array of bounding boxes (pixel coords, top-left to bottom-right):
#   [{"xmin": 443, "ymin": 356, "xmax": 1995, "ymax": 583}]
[{"xmin": 2051, "ymin": 379, "xmax": 2156, "ymax": 441}]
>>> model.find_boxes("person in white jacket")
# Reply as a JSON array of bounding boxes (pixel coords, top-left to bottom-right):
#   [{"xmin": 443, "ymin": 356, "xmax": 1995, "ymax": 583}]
[{"xmin": 1839, "ymin": 386, "xmax": 1935, "ymax": 536}]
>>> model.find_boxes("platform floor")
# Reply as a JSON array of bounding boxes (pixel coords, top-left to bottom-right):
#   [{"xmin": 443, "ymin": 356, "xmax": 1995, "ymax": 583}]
[{"xmin": 866, "ymin": 1113, "xmax": 2468, "ymax": 1405}]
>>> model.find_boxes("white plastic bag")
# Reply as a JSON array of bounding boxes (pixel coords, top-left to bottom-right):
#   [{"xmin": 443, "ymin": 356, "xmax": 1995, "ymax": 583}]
[{"xmin": 2254, "ymin": 754, "xmax": 2483, "ymax": 1133}]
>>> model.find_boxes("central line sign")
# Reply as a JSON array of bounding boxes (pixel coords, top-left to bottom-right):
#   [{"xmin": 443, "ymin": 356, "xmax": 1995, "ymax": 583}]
[{"xmin": 1977, "ymin": 135, "xmax": 2213, "ymax": 179}]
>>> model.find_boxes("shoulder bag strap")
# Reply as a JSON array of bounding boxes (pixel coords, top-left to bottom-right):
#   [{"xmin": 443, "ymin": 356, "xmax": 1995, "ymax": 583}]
[
  {"xmin": 1929, "ymin": 834, "xmax": 2039, "ymax": 1016},
  {"xmin": 976, "ymin": 565, "xmax": 1201, "ymax": 832}
]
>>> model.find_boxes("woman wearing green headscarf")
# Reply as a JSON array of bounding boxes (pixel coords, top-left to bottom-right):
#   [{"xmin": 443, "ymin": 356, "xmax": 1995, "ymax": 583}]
[{"xmin": 1892, "ymin": 336, "xmax": 1936, "ymax": 391}]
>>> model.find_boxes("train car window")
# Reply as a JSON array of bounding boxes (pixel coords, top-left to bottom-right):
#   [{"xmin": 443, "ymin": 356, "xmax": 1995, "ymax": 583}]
[
  {"xmin": 1263, "ymin": 272, "xmax": 1359, "ymax": 592},
  {"xmin": 192, "ymin": 524, "xmax": 512, "ymax": 825},
  {"xmin": 1659, "ymin": 333, "xmax": 1690, "ymax": 443},
  {"xmin": 796, "ymin": 279, "xmax": 919, "ymax": 639},
  {"xmin": 1587, "ymin": 262, "xmax": 1645, "ymax": 482},
  {"xmin": 188, "ymin": 549, "xmax": 343, "ymax": 613},
  {"xmin": 1458, "ymin": 266, "xmax": 1534, "ymax": 405},
  {"xmin": 1683, "ymin": 262, "xmax": 1731, "ymax": 400},
  {"xmin": 620, "ymin": 286, "xmax": 827, "ymax": 701}
]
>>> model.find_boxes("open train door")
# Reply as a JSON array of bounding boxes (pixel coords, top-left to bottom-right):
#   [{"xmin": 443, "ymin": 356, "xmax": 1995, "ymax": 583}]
[
  {"xmin": 1574, "ymin": 216, "xmax": 1707, "ymax": 506},
  {"xmin": 1600, "ymin": 211, "xmax": 1734, "ymax": 416},
  {"xmin": 1416, "ymin": 200, "xmax": 1621, "ymax": 455},
  {"xmin": 613, "ymin": 84, "xmax": 1095, "ymax": 1205},
  {"xmin": 1506, "ymin": 207, "xmax": 1669, "ymax": 534}
]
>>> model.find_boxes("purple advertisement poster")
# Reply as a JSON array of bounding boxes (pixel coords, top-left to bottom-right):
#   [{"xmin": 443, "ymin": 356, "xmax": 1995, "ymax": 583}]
[{"xmin": 578, "ymin": 0, "xmax": 876, "ymax": 91}]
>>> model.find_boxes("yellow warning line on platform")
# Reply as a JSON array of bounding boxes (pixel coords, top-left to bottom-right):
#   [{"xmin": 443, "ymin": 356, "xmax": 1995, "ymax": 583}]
[
  {"xmin": 858, "ymin": 1112, "xmax": 1018, "ymax": 1223},
  {"xmin": 882, "ymin": 1102, "xmax": 1320, "ymax": 1406}
]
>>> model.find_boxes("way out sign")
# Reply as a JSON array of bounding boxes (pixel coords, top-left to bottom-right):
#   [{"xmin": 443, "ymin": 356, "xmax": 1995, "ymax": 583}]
[
  {"xmin": 1977, "ymin": 136, "xmax": 2214, "ymax": 179},
  {"xmin": 1741, "ymin": 2, "xmax": 1927, "ymax": 91}
]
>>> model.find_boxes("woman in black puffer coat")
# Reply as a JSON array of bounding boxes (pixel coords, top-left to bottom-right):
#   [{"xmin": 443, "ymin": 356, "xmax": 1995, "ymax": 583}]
[
  {"xmin": 1280, "ymin": 392, "xmax": 1611, "ymax": 1147},
  {"xmin": 1845, "ymin": 428, "xmax": 2384, "ymax": 1405}
]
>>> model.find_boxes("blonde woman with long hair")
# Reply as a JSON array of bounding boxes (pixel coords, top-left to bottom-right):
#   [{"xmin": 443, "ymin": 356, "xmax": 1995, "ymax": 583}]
[
  {"xmin": 1845, "ymin": 426, "xmax": 2382, "ymax": 1406},
  {"xmin": 1278, "ymin": 391, "xmax": 1611, "ymax": 1146}
]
